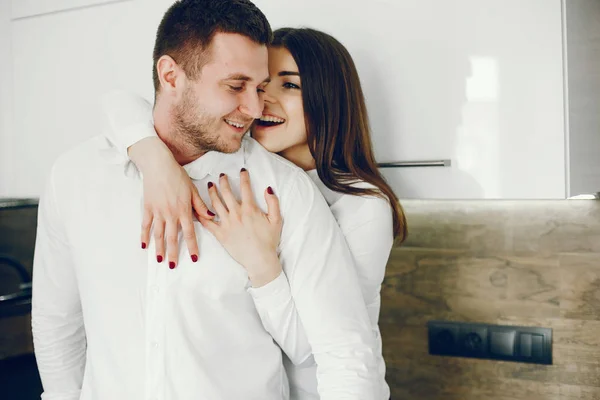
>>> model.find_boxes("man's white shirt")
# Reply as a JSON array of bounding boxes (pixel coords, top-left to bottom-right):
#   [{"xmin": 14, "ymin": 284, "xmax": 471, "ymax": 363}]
[{"xmin": 32, "ymin": 130, "xmax": 377, "ymax": 399}]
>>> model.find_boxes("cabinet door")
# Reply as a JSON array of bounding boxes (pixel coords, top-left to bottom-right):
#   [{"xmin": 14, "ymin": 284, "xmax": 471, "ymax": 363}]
[{"xmin": 254, "ymin": 0, "xmax": 566, "ymax": 199}]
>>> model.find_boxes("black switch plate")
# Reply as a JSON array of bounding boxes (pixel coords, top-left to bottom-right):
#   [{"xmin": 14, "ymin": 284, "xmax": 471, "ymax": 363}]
[{"xmin": 427, "ymin": 320, "xmax": 552, "ymax": 365}]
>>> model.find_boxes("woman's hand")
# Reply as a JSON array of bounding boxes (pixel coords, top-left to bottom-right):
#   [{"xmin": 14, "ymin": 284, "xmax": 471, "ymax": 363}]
[
  {"xmin": 201, "ymin": 168, "xmax": 282, "ymax": 287},
  {"xmin": 129, "ymin": 137, "xmax": 214, "ymax": 268}
]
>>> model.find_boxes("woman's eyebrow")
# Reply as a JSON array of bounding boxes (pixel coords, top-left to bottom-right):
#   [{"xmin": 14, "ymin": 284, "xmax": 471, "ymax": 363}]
[{"xmin": 278, "ymin": 71, "xmax": 300, "ymax": 77}]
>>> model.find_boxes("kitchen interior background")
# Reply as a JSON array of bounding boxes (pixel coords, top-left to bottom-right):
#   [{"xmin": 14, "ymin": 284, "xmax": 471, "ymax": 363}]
[{"xmin": 1, "ymin": 0, "xmax": 600, "ymax": 399}]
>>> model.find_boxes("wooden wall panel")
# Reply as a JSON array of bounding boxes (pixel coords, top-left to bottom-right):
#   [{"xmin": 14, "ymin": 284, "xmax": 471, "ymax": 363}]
[{"xmin": 381, "ymin": 200, "xmax": 600, "ymax": 399}]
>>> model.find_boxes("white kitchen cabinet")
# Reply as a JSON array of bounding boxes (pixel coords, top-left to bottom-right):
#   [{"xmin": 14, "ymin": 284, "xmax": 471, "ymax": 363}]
[
  {"xmin": 0, "ymin": 0, "xmax": 596, "ymax": 199},
  {"xmin": 255, "ymin": 0, "xmax": 567, "ymax": 199}
]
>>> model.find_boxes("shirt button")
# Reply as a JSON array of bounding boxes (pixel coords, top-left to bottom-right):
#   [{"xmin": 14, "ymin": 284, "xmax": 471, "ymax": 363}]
[
  {"xmin": 151, "ymin": 342, "xmax": 159, "ymax": 349},
  {"xmin": 151, "ymin": 285, "xmax": 159, "ymax": 294}
]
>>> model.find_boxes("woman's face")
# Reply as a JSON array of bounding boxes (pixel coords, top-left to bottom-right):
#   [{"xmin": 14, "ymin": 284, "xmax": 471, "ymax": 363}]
[{"xmin": 252, "ymin": 47, "xmax": 308, "ymax": 157}]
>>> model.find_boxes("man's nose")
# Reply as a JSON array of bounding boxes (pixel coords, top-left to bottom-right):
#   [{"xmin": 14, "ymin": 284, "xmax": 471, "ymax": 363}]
[{"xmin": 239, "ymin": 90, "xmax": 264, "ymax": 119}]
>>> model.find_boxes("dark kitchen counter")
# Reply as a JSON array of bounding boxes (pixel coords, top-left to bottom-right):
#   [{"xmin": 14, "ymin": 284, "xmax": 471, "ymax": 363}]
[{"xmin": 0, "ymin": 199, "xmax": 38, "ymax": 210}]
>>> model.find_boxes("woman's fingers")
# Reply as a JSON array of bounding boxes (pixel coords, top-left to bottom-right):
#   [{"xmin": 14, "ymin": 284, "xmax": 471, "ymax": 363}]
[
  {"xmin": 264, "ymin": 186, "xmax": 282, "ymax": 226},
  {"xmin": 218, "ymin": 174, "xmax": 240, "ymax": 214},
  {"xmin": 198, "ymin": 217, "xmax": 220, "ymax": 239},
  {"xmin": 165, "ymin": 218, "xmax": 179, "ymax": 269},
  {"xmin": 146, "ymin": 213, "xmax": 199, "ymax": 267},
  {"xmin": 207, "ymin": 181, "xmax": 228, "ymax": 217},
  {"xmin": 192, "ymin": 186, "xmax": 214, "ymax": 220},
  {"xmin": 141, "ymin": 207, "xmax": 153, "ymax": 250},
  {"xmin": 181, "ymin": 216, "xmax": 199, "ymax": 263},
  {"xmin": 239, "ymin": 168, "xmax": 257, "ymax": 207},
  {"xmin": 153, "ymin": 218, "xmax": 166, "ymax": 264}
]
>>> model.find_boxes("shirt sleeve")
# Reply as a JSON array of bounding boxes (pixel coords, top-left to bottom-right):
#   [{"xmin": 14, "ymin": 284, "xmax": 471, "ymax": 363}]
[
  {"xmin": 342, "ymin": 197, "xmax": 394, "ymax": 324},
  {"xmin": 100, "ymin": 90, "xmax": 156, "ymax": 158},
  {"xmin": 248, "ymin": 193, "xmax": 394, "ymax": 395},
  {"xmin": 267, "ymin": 171, "xmax": 378, "ymax": 399},
  {"xmin": 31, "ymin": 164, "xmax": 87, "ymax": 400},
  {"xmin": 248, "ymin": 270, "xmax": 312, "ymax": 366},
  {"xmin": 340, "ymin": 197, "xmax": 395, "ymax": 400}
]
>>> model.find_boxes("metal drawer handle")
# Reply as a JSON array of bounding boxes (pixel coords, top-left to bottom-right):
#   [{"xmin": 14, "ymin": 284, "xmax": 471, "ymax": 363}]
[{"xmin": 378, "ymin": 159, "xmax": 451, "ymax": 168}]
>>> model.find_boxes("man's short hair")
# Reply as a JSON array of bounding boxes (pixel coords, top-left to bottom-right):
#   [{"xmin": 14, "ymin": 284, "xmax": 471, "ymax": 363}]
[{"xmin": 152, "ymin": 0, "xmax": 272, "ymax": 92}]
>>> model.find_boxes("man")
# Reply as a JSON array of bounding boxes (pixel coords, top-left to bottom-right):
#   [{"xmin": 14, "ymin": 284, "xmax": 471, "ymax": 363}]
[{"xmin": 32, "ymin": 1, "xmax": 376, "ymax": 399}]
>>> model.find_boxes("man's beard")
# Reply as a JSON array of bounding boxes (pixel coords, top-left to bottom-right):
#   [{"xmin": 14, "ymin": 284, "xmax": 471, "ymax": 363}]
[{"xmin": 172, "ymin": 87, "xmax": 237, "ymax": 155}]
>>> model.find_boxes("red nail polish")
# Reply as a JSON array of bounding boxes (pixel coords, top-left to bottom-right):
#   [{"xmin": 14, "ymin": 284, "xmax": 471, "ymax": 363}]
[
  {"xmin": 207, "ymin": 210, "xmax": 215, "ymax": 217},
  {"xmin": 191, "ymin": 254, "xmax": 198, "ymax": 262},
  {"xmin": 157, "ymin": 255, "xmax": 163, "ymax": 263},
  {"xmin": 208, "ymin": 182, "xmax": 213, "ymax": 189},
  {"xmin": 219, "ymin": 173, "xmax": 225, "ymax": 177},
  {"xmin": 169, "ymin": 261, "xmax": 176, "ymax": 269},
  {"xmin": 241, "ymin": 167, "xmax": 247, "ymax": 172},
  {"xmin": 141, "ymin": 242, "xmax": 147, "ymax": 249},
  {"xmin": 267, "ymin": 186, "xmax": 274, "ymax": 195}
]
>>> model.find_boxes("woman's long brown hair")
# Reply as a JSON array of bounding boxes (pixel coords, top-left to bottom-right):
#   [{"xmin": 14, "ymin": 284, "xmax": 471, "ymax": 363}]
[{"xmin": 272, "ymin": 28, "xmax": 407, "ymax": 242}]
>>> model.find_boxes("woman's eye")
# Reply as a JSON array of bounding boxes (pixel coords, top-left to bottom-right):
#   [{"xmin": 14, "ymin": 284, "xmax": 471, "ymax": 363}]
[
  {"xmin": 283, "ymin": 82, "xmax": 300, "ymax": 90},
  {"xmin": 257, "ymin": 87, "xmax": 266, "ymax": 93}
]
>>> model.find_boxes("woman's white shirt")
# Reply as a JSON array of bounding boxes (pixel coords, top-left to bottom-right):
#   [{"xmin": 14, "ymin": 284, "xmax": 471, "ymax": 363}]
[{"xmin": 294, "ymin": 170, "xmax": 393, "ymax": 400}]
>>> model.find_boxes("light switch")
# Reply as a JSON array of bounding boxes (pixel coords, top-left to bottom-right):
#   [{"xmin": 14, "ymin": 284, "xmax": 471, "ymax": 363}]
[
  {"xmin": 490, "ymin": 330, "xmax": 515, "ymax": 356},
  {"xmin": 532, "ymin": 334, "xmax": 544, "ymax": 359},
  {"xmin": 520, "ymin": 333, "xmax": 532, "ymax": 357}
]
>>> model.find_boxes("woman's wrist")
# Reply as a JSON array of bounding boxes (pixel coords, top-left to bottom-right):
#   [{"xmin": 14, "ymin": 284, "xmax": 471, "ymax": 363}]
[
  {"xmin": 248, "ymin": 254, "xmax": 283, "ymax": 288},
  {"xmin": 128, "ymin": 137, "xmax": 175, "ymax": 172}
]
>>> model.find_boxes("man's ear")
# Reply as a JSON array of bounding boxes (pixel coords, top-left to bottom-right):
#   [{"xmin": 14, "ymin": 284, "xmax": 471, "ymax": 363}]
[{"xmin": 156, "ymin": 55, "xmax": 184, "ymax": 95}]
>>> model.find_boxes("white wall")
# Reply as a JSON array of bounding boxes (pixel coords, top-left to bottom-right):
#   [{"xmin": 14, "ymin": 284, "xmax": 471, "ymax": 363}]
[
  {"xmin": 4, "ymin": 0, "xmax": 169, "ymax": 198},
  {"xmin": 0, "ymin": 0, "xmax": 567, "ymax": 199},
  {"xmin": 0, "ymin": 0, "xmax": 14, "ymax": 196}
]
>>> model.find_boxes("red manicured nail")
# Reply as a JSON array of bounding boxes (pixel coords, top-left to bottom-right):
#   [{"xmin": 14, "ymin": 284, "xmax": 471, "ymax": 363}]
[
  {"xmin": 241, "ymin": 167, "xmax": 247, "ymax": 172},
  {"xmin": 219, "ymin": 173, "xmax": 225, "ymax": 177},
  {"xmin": 157, "ymin": 255, "xmax": 163, "ymax": 263},
  {"xmin": 208, "ymin": 182, "xmax": 213, "ymax": 189},
  {"xmin": 207, "ymin": 210, "xmax": 215, "ymax": 217},
  {"xmin": 169, "ymin": 261, "xmax": 176, "ymax": 269},
  {"xmin": 191, "ymin": 254, "xmax": 198, "ymax": 262},
  {"xmin": 267, "ymin": 186, "xmax": 274, "ymax": 195},
  {"xmin": 141, "ymin": 242, "xmax": 147, "ymax": 249}
]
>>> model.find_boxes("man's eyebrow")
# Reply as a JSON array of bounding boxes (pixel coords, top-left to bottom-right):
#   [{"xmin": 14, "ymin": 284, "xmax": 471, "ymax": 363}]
[
  {"xmin": 223, "ymin": 74, "xmax": 252, "ymax": 81},
  {"xmin": 278, "ymin": 71, "xmax": 300, "ymax": 77},
  {"xmin": 222, "ymin": 74, "xmax": 271, "ymax": 84}
]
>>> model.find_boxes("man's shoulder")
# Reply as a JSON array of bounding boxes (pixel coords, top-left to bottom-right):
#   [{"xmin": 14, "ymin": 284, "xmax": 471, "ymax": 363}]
[
  {"xmin": 243, "ymin": 137, "xmax": 312, "ymax": 187},
  {"xmin": 245, "ymin": 138, "xmax": 329, "ymax": 208},
  {"xmin": 243, "ymin": 136, "xmax": 320, "ymax": 205},
  {"xmin": 52, "ymin": 134, "xmax": 118, "ymax": 174},
  {"xmin": 50, "ymin": 134, "xmax": 124, "ymax": 191},
  {"xmin": 244, "ymin": 136, "xmax": 302, "ymax": 174}
]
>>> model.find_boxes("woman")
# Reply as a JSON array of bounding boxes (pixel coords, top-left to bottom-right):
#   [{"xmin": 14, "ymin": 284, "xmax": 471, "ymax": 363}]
[{"xmin": 104, "ymin": 28, "xmax": 407, "ymax": 399}]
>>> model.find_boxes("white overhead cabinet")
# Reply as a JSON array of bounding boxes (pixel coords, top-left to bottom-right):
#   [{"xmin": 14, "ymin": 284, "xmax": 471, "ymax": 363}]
[
  {"xmin": 255, "ymin": 0, "xmax": 568, "ymax": 199},
  {"xmin": 1, "ymin": 0, "xmax": 597, "ymax": 199}
]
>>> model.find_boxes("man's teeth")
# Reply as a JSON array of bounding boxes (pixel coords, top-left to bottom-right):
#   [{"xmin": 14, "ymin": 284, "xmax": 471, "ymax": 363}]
[
  {"xmin": 259, "ymin": 115, "xmax": 285, "ymax": 123},
  {"xmin": 226, "ymin": 120, "xmax": 245, "ymax": 128}
]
